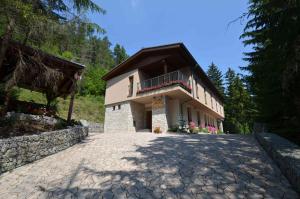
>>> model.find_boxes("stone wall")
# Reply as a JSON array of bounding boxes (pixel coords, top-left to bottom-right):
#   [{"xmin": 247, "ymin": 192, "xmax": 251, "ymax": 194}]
[
  {"xmin": 254, "ymin": 132, "xmax": 300, "ymax": 193},
  {"xmin": 152, "ymin": 96, "xmax": 169, "ymax": 133},
  {"xmin": 88, "ymin": 123, "xmax": 104, "ymax": 133},
  {"xmin": 6, "ymin": 112, "xmax": 59, "ymax": 126},
  {"xmin": 104, "ymin": 102, "xmax": 131, "ymax": 133},
  {"xmin": 0, "ymin": 126, "xmax": 88, "ymax": 174},
  {"xmin": 128, "ymin": 101, "xmax": 145, "ymax": 132}
]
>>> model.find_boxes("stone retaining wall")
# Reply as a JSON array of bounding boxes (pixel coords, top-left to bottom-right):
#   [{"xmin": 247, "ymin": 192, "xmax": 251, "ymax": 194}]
[
  {"xmin": 254, "ymin": 132, "xmax": 300, "ymax": 193},
  {"xmin": 0, "ymin": 126, "xmax": 88, "ymax": 174}
]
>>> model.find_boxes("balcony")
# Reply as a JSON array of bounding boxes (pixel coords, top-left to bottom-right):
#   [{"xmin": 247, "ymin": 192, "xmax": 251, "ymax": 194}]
[{"xmin": 137, "ymin": 70, "xmax": 191, "ymax": 94}]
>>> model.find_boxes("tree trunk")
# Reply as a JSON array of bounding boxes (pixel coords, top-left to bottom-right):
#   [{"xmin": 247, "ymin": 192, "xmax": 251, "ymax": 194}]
[
  {"xmin": 0, "ymin": 17, "xmax": 15, "ymax": 71},
  {"xmin": 67, "ymin": 91, "xmax": 75, "ymax": 123}
]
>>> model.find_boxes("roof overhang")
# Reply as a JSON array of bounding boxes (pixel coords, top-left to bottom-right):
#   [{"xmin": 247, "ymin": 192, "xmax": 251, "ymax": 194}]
[{"xmin": 102, "ymin": 43, "xmax": 224, "ymax": 101}]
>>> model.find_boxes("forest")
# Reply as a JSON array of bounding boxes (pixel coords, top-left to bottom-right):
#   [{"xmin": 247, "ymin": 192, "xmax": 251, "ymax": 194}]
[{"xmin": 0, "ymin": 0, "xmax": 299, "ymax": 142}]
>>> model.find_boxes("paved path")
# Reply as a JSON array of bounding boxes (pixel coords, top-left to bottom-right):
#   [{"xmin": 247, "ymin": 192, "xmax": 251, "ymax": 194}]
[{"xmin": 0, "ymin": 133, "xmax": 298, "ymax": 199}]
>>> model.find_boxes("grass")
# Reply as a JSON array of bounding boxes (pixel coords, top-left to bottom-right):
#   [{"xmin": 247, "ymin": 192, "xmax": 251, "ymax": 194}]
[{"xmin": 17, "ymin": 88, "xmax": 105, "ymax": 123}]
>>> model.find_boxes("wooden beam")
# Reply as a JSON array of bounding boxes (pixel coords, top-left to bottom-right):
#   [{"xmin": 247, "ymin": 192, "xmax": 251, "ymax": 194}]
[
  {"xmin": 67, "ymin": 91, "xmax": 75, "ymax": 123},
  {"xmin": 163, "ymin": 60, "xmax": 168, "ymax": 74}
]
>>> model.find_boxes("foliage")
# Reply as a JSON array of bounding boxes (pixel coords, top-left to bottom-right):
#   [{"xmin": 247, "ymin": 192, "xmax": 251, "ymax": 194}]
[
  {"xmin": 80, "ymin": 66, "xmax": 108, "ymax": 96},
  {"xmin": 188, "ymin": 121, "xmax": 197, "ymax": 133},
  {"xmin": 154, "ymin": 127, "xmax": 162, "ymax": 134},
  {"xmin": 168, "ymin": 125, "xmax": 179, "ymax": 132},
  {"xmin": 17, "ymin": 88, "xmax": 105, "ymax": 123},
  {"xmin": 223, "ymin": 68, "xmax": 254, "ymax": 134},
  {"xmin": 241, "ymin": 0, "xmax": 300, "ymax": 134},
  {"xmin": 207, "ymin": 62, "xmax": 225, "ymax": 95},
  {"xmin": 113, "ymin": 43, "xmax": 129, "ymax": 65}
]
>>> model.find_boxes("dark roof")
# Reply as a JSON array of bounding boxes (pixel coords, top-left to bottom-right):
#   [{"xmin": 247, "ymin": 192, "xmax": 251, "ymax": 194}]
[
  {"xmin": 102, "ymin": 43, "xmax": 224, "ymax": 101},
  {"xmin": 0, "ymin": 40, "xmax": 85, "ymax": 98}
]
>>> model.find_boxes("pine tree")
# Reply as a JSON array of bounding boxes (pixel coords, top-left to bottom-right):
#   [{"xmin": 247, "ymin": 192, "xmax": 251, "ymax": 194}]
[
  {"xmin": 241, "ymin": 0, "xmax": 300, "ymax": 134},
  {"xmin": 207, "ymin": 62, "xmax": 224, "ymax": 95},
  {"xmin": 223, "ymin": 68, "xmax": 252, "ymax": 134},
  {"xmin": 113, "ymin": 44, "xmax": 129, "ymax": 65}
]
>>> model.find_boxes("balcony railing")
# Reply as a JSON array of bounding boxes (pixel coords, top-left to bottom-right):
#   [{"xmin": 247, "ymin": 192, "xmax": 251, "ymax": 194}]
[{"xmin": 137, "ymin": 70, "xmax": 192, "ymax": 94}]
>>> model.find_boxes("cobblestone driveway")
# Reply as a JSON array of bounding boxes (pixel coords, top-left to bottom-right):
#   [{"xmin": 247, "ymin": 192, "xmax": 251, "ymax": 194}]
[{"xmin": 0, "ymin": 133, "xmax": 298, "ymax": 199}]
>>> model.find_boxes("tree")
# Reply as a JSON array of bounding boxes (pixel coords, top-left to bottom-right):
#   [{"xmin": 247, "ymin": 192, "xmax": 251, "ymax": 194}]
[
  {"xmin": 223, "ymin": 68, "xmax": 253, "ymax": 134},
  {"xmin": 0, "ymin": 0, "xmax": 104, "ymax": 69},
  {"xmin": 80, "ymin": 66, "xmax": 108, "ymax": 96},
  {"xmin": 113, "ymin": 43, "xmax": 129, "ymax": 65},
  {"xmin": 241, "ymin": 0, "xmax": 300, "ymax": 134},
  {"xmin": 206, "ymin": 62, "xmax": 224, "ymax": 95}
]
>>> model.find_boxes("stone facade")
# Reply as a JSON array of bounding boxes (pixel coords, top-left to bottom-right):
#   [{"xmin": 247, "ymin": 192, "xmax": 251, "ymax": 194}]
[
  {"xmin": 255, "ymin": 132, "xmax": 300, "ymax": 193},
  {"xmin": 0, "ymin": 126, "xmax": 88, "ymax": 174},
  {"xmin": 152, "ymin": 96, "xmax": 169, "ymax": 133},
  {"xmin": 104, "ymin": 102, "xmax": 131, "ymax": 133},
  {"xmin": 128, "ymin": 101, "xmax": 145, "ymax": 132}
]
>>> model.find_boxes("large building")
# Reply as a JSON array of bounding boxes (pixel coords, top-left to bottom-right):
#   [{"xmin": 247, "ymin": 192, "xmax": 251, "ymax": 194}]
[{"xmin": 102, "ymin": 43, "xmax": 224, "ymax": 133}]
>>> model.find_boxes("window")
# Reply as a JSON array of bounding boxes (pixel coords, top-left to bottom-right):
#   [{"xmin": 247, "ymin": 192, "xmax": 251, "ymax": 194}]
[
  {"xmin": 113, "ymin": 106, "xmax": 115, "ymax": 111},
  {"xmin": 216, "ymin": 102, "xmax": 218, "ymax": 112},
  {"xmin": 196, "ymin": 83, "xmax": 199, "ymax": 99},
  {"xmin": 211, "ymin": 96, "xmax": 213, "ymax": 109},
  {"xmin": 204, "ymin": 88, "xmax": 207, "ymax": 104},
  {"xmin": 118, "ymin": 104, "xmax": 121, "ymax": 110},
  {"xmin": 197, "ymin": 111, "xmax": 201, "ymax": 126},
  {"xmin": 128, "ymin": 76, "xmax": 134, "ymax": 97},
  {"xmin": 187, "ymin": 107, "xmax": 192, "ymax": 122}
]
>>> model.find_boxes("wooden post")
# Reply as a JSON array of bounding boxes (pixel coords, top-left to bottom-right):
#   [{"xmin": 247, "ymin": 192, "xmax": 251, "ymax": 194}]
[
  {"xmin": 67, "ymin": 91, "xmax": 75, "ymax": 123},
  {"xmin": 163, "ymin": 60, "xmax": 168, "ymax": 74}
]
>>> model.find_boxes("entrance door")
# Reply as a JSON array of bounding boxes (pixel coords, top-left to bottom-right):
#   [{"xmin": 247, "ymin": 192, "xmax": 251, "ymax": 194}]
[{"xmin": 146, "ymin": 111, "xmax": 152, "ymax": 130}]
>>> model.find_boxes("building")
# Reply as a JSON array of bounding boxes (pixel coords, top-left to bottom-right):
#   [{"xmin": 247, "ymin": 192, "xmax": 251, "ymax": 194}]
[{"xmin": 102, "ymin": 43, "xmax": 224, "ymax": 133}]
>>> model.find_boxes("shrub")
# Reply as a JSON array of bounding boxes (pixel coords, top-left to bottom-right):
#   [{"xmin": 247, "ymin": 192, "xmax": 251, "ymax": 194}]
[
  {"xmin": 189, "ymin": 121, "xmax": 196, "ymax": 133},
  {"xmin": 168, "ymin": 125, "xmax": 179, "ymax": 132},
  {"xmin": 154, "ymin": 127, "xmax": 162, "ymax": 134}
]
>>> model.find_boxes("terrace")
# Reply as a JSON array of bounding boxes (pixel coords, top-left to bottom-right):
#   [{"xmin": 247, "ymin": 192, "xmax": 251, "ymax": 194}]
[{"xmin": 136, "ymin": 70, "xmax": 191, "ymax": 94}]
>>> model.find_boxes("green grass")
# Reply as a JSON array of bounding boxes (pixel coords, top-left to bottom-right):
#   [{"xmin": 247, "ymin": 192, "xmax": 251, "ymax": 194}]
[{"xmin": 17, "ymin": 89, "xmax": 105, "ymax": 123}]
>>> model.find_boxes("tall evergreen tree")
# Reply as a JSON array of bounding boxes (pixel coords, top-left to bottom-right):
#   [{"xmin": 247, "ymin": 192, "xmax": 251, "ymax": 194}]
[
  {"xmin": 224, "ymin": 68, "xmax": 252, "ymax": 134},
  {"xmin": 241, "ymin": 0, "xmax": 300, "ymax": 134},
  {"xmin": 207, "ymin": 62, "xmax": 224, "ymax": 95},
  {"xmin": 0, "ymin": 0, "xmax": 105, "ymax": 69},
  {"xmin": 113, "ymin": 43, "xmax": 129, "ymax": 65}
]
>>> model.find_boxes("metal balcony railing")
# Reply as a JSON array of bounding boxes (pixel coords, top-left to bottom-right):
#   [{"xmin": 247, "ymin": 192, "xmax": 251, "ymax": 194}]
[{"xmin": 137, "ymin": 70, "xmax": 191, "ymax": 94}]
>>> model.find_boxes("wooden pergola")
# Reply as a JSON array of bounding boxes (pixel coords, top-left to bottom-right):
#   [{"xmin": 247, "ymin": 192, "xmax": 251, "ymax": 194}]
[{"xmin": 0, "ymin": 40, "xmax": 85, "ymax": 122}]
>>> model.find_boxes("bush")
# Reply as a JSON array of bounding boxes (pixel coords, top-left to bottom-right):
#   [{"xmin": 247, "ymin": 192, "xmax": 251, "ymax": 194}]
[
  {"xmin": 168, "ymin": 125, "xmax": 179, "ymax": 132},
  {"xmin": 154, "ymin": 127, "xmax": 162, "ymax": 134},
  {"xmin": 188, "ymin": 121, "xmax": 196, "ymax": 133}
]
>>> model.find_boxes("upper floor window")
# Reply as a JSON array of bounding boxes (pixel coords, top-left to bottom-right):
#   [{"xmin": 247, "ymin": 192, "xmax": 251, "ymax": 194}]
[
  {"xmin": 204, "ymin": 88, "xmax": 207, "ymax": 104},
  {"xmin": 128, "ymin": 76, "xmax": 134, "ymax": 97},
  {"xmin": 196, "ymin": 83, "xmax": 199, "ymax": 99},
  {"xmin": 211, "ymin": 95, "xmax": 213, "ymax": 109}
]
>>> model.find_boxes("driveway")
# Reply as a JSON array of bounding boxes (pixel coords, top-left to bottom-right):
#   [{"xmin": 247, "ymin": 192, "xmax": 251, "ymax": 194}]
[{"xmin": 0, "ymin": 133, "xmax": 298, "ymax": 199}]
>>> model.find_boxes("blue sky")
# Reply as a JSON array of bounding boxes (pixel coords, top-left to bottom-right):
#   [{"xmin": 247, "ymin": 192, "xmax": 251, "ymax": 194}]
[{"xmin": 89, "ymin": 0, "xmax": 251, "ymax": 74}]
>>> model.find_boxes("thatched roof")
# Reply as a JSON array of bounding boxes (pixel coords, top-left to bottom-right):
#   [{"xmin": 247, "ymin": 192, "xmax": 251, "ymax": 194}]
[{"xmin": 0, "ymin": 40, "xmax": 85, "ymax": 99}]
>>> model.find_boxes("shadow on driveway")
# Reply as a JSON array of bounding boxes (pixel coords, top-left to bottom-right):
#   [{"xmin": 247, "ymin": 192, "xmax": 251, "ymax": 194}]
[{"xmin": 42, "ymin": 134, "xmax": 298, "ymax": 199}]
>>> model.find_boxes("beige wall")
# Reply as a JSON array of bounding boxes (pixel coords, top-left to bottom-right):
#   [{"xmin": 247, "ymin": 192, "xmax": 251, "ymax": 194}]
[
  {"xmin": 105, "ymin": 69, "xmax": 141, "ymax": 105},
  {"xmin": 167, "ymin": 98, "xmax": 180, "ymax": 127},
  {"xmin": 104, "ymin": 66, "xmax": 224, "ymax": 118}
]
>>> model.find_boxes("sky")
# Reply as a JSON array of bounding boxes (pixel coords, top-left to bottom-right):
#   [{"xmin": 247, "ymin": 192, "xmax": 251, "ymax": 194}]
[{"xmin": 89, "ymin": 0, "xmax": 251, "ymax": 74}]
